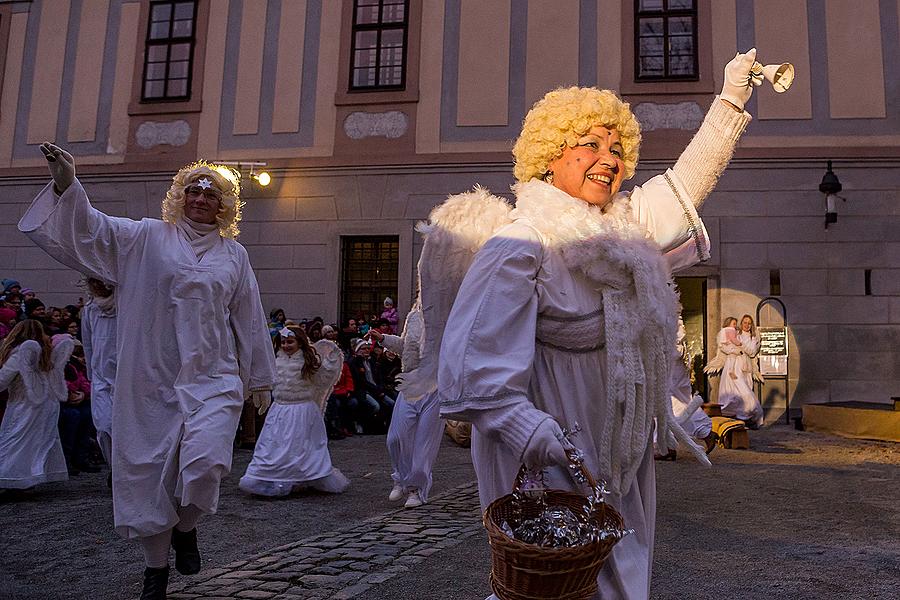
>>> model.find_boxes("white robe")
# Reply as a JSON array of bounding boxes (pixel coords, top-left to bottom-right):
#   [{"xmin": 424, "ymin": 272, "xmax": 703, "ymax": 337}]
[
  {"xmin": 386, "ymin": 391, "xmax": 444, "ymax": 502},
  {"xmin": 714, "ymin": 330, "xmax": 764, "ymax": 425},
  {"xmin": 439, "ymin": 100, "xmax": 750, "ymax": 600},
  {"xmin": 240, "ymin": 340, "xmax": 348, "ymax": 496},
  {"xmin": 80, "ymin": 300, "xmax": 117, "ymax": 465},
  {"xmin": 18, "ymin": 181, "xmax": 276, "ymax": 538},
  {"xmin": 0, "ymin": 338, "xmax": 74, "ymax": 488}
]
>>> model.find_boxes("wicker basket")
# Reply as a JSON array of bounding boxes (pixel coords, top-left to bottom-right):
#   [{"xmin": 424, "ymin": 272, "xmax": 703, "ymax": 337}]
[{"xmin": 483, "ymin": 459, "xmax": 625, "ymax": 600}]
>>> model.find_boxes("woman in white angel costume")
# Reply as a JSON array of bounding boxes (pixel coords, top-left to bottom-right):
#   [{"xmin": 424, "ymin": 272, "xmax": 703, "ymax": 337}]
[
  {"xmin": 389, "ymin": 50, "xmax": 766, "ymax": 599},
  {"xmin": 240, "ymin": 325, "xmax": 350, "ymax": 496},
  {"xmin": 705, "ymin": 314, "xmax": 765, "ymax": 427},
  {"xmin": 18, "ymin": 143, "xmax": 276, "ymax": 600}
]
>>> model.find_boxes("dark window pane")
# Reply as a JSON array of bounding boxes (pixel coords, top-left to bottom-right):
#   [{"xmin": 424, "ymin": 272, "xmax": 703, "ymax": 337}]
[
  {"xmin": 168, "ymin": 60, "xmax": 189, "ymax": 79},
  {"xmin": 170, "ymin": 42, "xmax": 191, "ymax": 61},
  {"xmin": 639, "ymin": 56, "xmax": 664, "ymax": 77},
  {"xmin": 144, "ymin": 79, "xmax": 165, "ymax": 98},
  {"xmin": 355, "ymin": 30, "xmax": 378, "ymax": 50},
  {"xmin": 354, "ymin": 48, "xmax": 376, "ymax": 68},
  {"xmin": 356, "ymin": 3, "xmax": 379, "ymax": 24},
  {"xmin": 669, "ymin": 16, "xmax": 692, "ymax": 35},
  {"xmin": 381, "ymin": 28, "xmax": 403, "ymax": 47},
  {"xmin": 668, "ymin": 0, "xmax": 694, "ymax": 9},
  {"xmin": 172, "ymin": 19, "xmax": 193, "ymax": 37},
  {"xmin": 639, "ymin": 0, "xmax": 663, "ymax": 10},
  {"xmin": 147, "ymin": 45, "xmax": 168, "ymax": 62},
  {"xmin": 151, "ymin": 3, "xmax": 172, "ymax": 22},
  {"xmin": 166, "ymin": 78, "xmax": 188, "ymax": 97},
  {"xmin": 640, "ymin": 36, "xmax": 664, "ymax": 57},
  {"xmin": 174, "ymin": 2, "xmax": 194, "ymax": 20},
  {"xmin": 150, "ymin": 21, "xmax": 170, "ymax": 39},
  {"xmin": 146, "ymin": 62, "xmax": 167, "ymax": 80},
  {"xmin": 353, "ymin": 67, "xmax": 376, "ymax": 87},
  {"xmin": 382, "ymin": 1, "xmax": 406, "ymax": 22},
  {"xmin": 639, "ymin": 17, "xmax": 663, "ymax": 36}
]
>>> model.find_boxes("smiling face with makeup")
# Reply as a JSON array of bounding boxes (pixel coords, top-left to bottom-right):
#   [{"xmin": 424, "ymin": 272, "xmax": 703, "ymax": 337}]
[
  {"xmin": 183, "ymin": 182, "xmax": 222, "ymax": 225},
  {"xmin": 546, "ymin": 125, "xmax": 625, "ymax": 209}
]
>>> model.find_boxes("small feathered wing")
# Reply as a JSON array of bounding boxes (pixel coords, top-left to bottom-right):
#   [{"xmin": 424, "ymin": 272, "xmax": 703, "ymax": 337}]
[
  {"xmin": 311, "ymin": 339, "xmax": 345, "ymax": 411},
  {"xmin": 396, "ymin": 186, "xmax": 513, "ymax": 401}
]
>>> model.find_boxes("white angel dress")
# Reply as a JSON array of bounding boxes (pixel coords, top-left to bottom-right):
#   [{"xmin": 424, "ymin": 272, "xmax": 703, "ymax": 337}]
[
  {"xmin": 403, "ymin": 99, "xmax": 751, "ymax": 600},
  {"xmin": 0, "ymin": 337, "xmax": 74, "ymax": 489},
  {"xmin": 705, "ymin": 328, "xmax": 764, "ymax": 425},
  {"xmin": 19, "ymin": 180, "xmax": 276, "ymax": 538},
  {"xmin": 240, "ymin": 340, "xmax": 349, "ymax": 496},
  {"xmin": 80, "ymin": 296, "xmax": 117, "ymax": 465}
]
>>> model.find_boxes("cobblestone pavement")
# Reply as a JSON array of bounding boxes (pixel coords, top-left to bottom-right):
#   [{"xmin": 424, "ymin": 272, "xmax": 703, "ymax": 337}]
[{"xmin": 168, "ymin": 482, "xmax": 482, "ymax": 600}]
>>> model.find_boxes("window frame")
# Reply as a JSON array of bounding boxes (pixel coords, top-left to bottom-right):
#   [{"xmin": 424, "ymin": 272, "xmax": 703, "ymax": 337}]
[
  {"xmin": 634, "ymin": 0, "xmax": 699, "ymax": 82},
  {"xmin": 139, "ymin": 0, "xmax": 198, "ymax": 103},
  {"xmin": 0, "ymin": 3, "xmax": 12, "ymax": 110},
  {"xmin": 348, "ymin": 0, "xmax": 410, "ymax": 92},
  {"xmin": 129, "ymin": 0, "xmax": 210, "ymax": 116},
  {"xmin": 339, "ymin": 235, "xmax": 400, "ymax": 326}
]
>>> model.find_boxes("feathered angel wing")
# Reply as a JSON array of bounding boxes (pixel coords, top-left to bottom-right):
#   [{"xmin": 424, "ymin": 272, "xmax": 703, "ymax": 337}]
[
  {"xmin": 396, "ymin": 186, "xmax": 514, "ymax": 401},
  {"xmin": 311, "ymin": 339, "xmax": 344, "ymax": 410}
]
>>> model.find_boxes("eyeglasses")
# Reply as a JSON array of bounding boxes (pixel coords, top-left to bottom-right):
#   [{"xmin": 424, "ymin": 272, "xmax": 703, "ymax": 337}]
[{"xmin": 184, "ymin": 185, "xmax": 223, "ymax": 202}]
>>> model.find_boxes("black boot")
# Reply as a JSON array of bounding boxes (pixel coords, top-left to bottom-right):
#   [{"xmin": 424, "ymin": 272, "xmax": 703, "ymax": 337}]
[
  {"xmin": 140, "ymin": 565, "xmax": 168, "ymax": 600},
  {"xmin": 171, "ymin": 528, "xmax": 201, "ymax": 575}
]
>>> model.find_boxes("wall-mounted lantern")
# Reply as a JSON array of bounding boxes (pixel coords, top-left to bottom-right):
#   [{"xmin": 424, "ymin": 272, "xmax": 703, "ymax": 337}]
[{"xmin": 819, "ymin": 160, "xmax": 845, "ymax": 229}]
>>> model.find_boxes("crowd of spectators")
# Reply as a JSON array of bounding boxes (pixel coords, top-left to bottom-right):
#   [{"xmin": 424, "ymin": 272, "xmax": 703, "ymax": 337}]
[
  {"xmin": 1, "ymin": 278, "xmax": 411, "ymax": 482},
  {"xmin": 258, "ymin": 297, "xmax": 403, "ymax": 443},
  {"xmin": 0, "ymin": 277, "xmax": 103, "ymax": 476}
]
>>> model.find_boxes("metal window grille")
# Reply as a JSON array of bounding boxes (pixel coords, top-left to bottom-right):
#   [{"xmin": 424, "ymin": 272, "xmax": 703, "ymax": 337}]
[
  {"xmin": 349, "ymin": 0, "xmax": 409, "ymax": 90},
  {"xmin": 141, "ymin": 0, "xmax": 197, "ymax": 101},
  {"xmin": 340, "ymin": 236, "xmax": 399, "ymax": 324},
  {"xmin": 634, "ymin": 0, "xmax": 698, "ymax": 81}
]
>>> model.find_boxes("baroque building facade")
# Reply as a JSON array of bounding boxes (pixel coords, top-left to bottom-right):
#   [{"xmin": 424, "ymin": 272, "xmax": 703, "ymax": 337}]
[{"xmin": 0, "ymin": 0, "xmax": 898, "ymax": 415}]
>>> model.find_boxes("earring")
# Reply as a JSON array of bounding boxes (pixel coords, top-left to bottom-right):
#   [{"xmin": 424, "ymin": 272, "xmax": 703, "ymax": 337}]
[{"xmin": 544, "ymin": 172, "xmax": 554, "ymax": 185}]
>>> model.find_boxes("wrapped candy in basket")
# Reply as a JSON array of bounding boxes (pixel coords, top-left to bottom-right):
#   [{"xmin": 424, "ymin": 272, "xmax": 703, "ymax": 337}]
[{"xmin": 483, "ymin": 449, "xmax": 627, "ymax": 600}]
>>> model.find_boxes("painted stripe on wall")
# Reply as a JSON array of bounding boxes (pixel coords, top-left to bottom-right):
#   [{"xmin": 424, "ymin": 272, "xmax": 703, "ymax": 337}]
[
  {"xmin": 198, "ymin": 0, "xmax": 230, "ymax": 159},
  {"xmin": 68, "ymin": 0, "xmax": 110, "ymax": 142},
  {"xmin": 26, "ymin": 0, "xmax": 71, "ymax": 143},
  {"xmin": 753, "ymin": 0, "xmax": 812, "ymax": 120},
  {"xmin": 0, "ymin": 13, "xmax": 28, "ymax": 167},
  {"xmin": 233, "ymin": 0, "xmax": 268, "ymax": 135},
  {"xmin": 312, "ymin": 0, "xmax": 339, "ymax": 152},
  {"xmin": 596, "ymin": 0, "xmax": 620, "ymax": 90},
  {"xmin": 525, "ymin": 0, "xmax": 579, "ymax": 109},
  {"xmin": 272, "ymin": 0, "xmax": 306, "ymax": 133},
  {"xmin": 710, "ymin": 0, "xmax": 737, "ymax": 92},
  {"xmin": 456, "ymin": 0, "xmax": 510, "ymax": 126},
  {"xmin": 826, "ymin": 0, "xmax": 885, "ymax": 118},
  {"xmin": 108, "ymin": 1, "xmax": 140, "ymax": 155},
  {"xmin": 416, "ymin": 0, "xmax": 445, "ymax": 154}
]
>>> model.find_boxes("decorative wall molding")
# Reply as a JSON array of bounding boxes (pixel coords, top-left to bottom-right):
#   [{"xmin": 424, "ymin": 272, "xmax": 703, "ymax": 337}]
[
  {"xmin": 135, "ymin": 120, "xmax": 192, "ymax": 149},
  {"xmin": 633, "ymin": 102, "xmax": 704, "ymax": 131},
  {"xmin": 343, "ymin": 111, "xmax": 408, "ymax": 139}
]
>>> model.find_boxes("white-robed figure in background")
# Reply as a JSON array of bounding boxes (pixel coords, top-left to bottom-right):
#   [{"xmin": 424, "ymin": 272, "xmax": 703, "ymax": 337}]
[
  {"xmin": 240, "ymin": 325, "xmax": 350, "ymax": 496},
  {"xmin": 654, "ymin": 240, "xmax": 716, "ymax": 461},
  {"xmin": 367, "ymin": 314, "xmax": 445, "ymax": 509},
  {"xmin": 705, "ymin": 314, "xmax": 764, "ymax": 427},
  {"xmin": 80, "ymin": 277, "xmax": 117, "ymax": 468},
  {"xmin": 426, "ymin": 52, "xmax": 764, "ymax": 600},
  {"xmin": 0, "ymin": 320, "xmax": 74, "ymax": 490},
  {"xmin": 19, "ymin": 143, "xmax": 276, "ymax": 600}
]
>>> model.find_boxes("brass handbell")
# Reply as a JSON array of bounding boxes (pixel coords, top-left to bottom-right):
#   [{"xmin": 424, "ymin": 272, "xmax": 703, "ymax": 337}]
[{"xmin": 750, "ymin": 61, "xmax": 795, "ymax": 93}]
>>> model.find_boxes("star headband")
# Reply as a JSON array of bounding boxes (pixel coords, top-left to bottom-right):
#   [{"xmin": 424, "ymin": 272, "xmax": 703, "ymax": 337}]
[{"xmin": 279, "ymin": 327, "xmax": 296, "ymax": 338}]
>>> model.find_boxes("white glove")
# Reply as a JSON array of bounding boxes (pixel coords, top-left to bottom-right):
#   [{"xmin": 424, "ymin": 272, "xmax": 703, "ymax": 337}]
[
  {"xmin": 522, "ymin": 418, "xmax": 571, "ymax": 470},
  {"xmin": 719, "ymin": 48, "xmax": 763, "ymax": 111},
  {"xmin": 250, "ymin": 389, "xmax": 272, "ymax": 415},
  {"xmin": 39, "ymin": 142, "xmax": 76, "ymax": 194}
]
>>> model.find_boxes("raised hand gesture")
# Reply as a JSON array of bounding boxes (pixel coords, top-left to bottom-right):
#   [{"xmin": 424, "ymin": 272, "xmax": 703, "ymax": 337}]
[
  {"xmin": 39, "ymin": 142, "xmax": 76, "ymax": 194},
  {"xmin": 720, "ymin": 48, "xmax": 763, "ymax": 111}
]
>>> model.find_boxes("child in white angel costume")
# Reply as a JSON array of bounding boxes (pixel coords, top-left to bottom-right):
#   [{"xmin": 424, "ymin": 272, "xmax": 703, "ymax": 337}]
[
  {"xmin": 240, "ymin": 325, "xmax": 350, "ymax": 496},
  {"xmin": 0, "ymin": 320, "xmax": 74, "ymax": 490},
  {"xmin": 393, "ymin": 50, "xmax": 767, "ymax": 600}
]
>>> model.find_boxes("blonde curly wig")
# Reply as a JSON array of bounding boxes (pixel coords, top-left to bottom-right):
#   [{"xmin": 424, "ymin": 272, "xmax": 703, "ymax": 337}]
[
  {"xmin": 161, "ymin": 161, "xmax": 243, "ymax": 238},
  {"xmin": 512, "ymin": 87, "xmax": 642, "ymax": 183}
]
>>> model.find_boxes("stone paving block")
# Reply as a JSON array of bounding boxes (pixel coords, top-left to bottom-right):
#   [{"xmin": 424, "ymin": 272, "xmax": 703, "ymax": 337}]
[
  {"xmin": 236, "ymin": 590, "xmax": 278, "ymax": 599},
  {"xmin": 221, "ymin": 569, "xmax": 262, "ymax": 579},
  {"xmin": 330, "ymin": 582, "xmax": 372, "ymax": 599},
  {"xmin": 258, "ymin": 581, "xmax": 292, "ymax": 592},
  {"xmin": 362, "ymin": 572, "xmax": 395, "ymax": 585},
  {"xmin": 348, "ymin": 561, "xmax": 371, "ymax": 571},
  {"xmin": 383, "ymin": 524, "xmax": 420, "ymax": 533}
]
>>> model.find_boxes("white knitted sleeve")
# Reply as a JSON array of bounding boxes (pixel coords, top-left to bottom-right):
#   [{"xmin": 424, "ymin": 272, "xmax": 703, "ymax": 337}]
[{"xmin": 673, "ymin": 97, "xmax": 752, "ymax": 207}]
